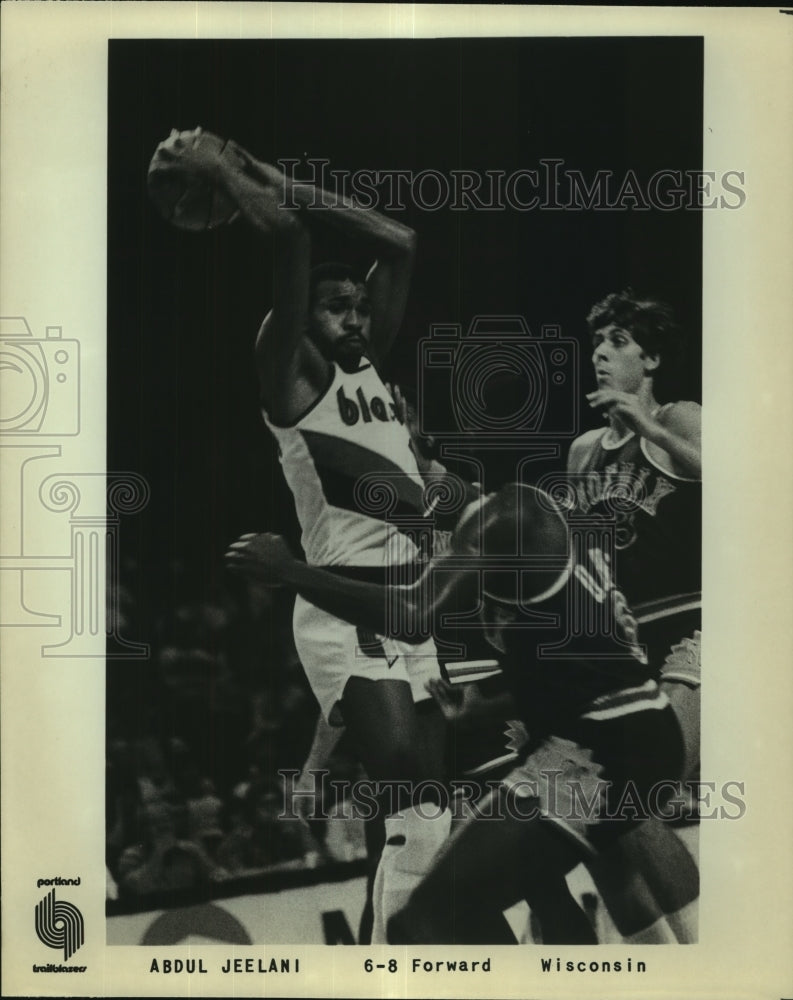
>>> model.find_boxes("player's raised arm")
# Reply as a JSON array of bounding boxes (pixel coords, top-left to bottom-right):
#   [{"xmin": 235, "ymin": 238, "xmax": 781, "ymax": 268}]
[
  {"xmin": 153, "ymin": 129, "xmax": 416, "ymax": 415},
  {"xmin": 203, "ymin": 144, "xmax": 325, "ymax": 421},
  {"xmin": 252, "ymin": 226, "xmax": 316, "ymax": 423},
  {"xmin": 213, "ymin": 142, "xmax": 416, "ymax": 369},
  {"xmin": 270, "ymin": 160, "xmax": 417, "ymax": 369},
  {"xmin": 361, "ymin": 232, "xmax": 416, "ymax": 370},
  {"xmin": 149, "ymin": 129, "xmax": 321, "ymax": 420}
]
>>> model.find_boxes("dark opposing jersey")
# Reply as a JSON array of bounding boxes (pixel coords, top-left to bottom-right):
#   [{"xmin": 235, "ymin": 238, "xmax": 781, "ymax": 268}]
[
  {"xmin": 495, "ymin": 535, "xmax": 659, "ymax": 742},
  {"xmin": 565, "ymin": 415, "xmax": 701, "ymax": 617}
]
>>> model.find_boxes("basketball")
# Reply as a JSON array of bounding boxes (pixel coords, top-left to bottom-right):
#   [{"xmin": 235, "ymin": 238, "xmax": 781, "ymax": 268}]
[{"xmin": 147, "ymin": 130, "xmax": 240, "ymax": 232}]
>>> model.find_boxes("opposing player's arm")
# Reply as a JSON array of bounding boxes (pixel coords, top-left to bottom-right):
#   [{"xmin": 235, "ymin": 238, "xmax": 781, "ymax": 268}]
[
  {"xmin": 225, "ymin": 533, "xmax": 474, "ymax": 644},
  {"xmin": 226, "ymin": 532, "xmax": 425, "ymax": 640},
  {"xmin": 651, "ymin": 401, "xmax": 701, "ymax": 479},
  {"xmin": 586, "ymin": 391, "xmax": 701, "ymax": 479}
]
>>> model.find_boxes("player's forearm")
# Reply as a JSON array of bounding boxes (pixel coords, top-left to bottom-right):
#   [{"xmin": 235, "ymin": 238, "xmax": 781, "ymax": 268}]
[
  {"xmin": 299, "ymin": 195, "xmax": 417, "ymax": 260},
  {"xmin": 216, "ymin": 162, "xmax": 304, "ymax": 237},
  {"xmin": 272, "ymin": 164, "xmax": 416, "ymax": 259},
  {"xmin": 279, "ymin": 559, "xmax": 426, "ymax": 642},
  {"xmin": 222, "ymin": 153, "xmax": 415, "ymax": 260},
  {"xmin": 645, "ymin": 424, "xmax": 701, "ymax": 479}
]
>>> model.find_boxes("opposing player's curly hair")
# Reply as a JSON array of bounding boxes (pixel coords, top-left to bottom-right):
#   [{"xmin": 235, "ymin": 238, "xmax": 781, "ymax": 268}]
[{"xmin": 586, "ymin": 289, "xmax": 687, "ymax": 401}]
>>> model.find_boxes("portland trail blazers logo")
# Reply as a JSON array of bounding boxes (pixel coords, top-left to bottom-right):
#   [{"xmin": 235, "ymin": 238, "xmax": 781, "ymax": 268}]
[{"xmin": 35, "ymin": 889, "xmax": 84, "ymax": 959}]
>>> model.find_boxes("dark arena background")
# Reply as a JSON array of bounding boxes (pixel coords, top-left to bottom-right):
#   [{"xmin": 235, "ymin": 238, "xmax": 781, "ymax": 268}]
[{"xmin": 106, "ymin": 37, "xmax": 702, "ymax": 943}]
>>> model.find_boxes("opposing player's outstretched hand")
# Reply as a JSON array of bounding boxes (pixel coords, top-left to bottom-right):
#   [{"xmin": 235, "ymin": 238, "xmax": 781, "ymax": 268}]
[
  {"xmin": 586, "ymin": 389, "xmax": 661, "ymax": 438},
  {"xmin": 225, "ymin": 532, "xmax": 295, "ymax": 586}
]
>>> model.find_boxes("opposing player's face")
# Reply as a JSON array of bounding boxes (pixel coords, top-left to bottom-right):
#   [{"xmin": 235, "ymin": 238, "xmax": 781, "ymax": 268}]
[
  {"xmin": 591, "ymin": 324, "xmax": 658, "ymax": 393},
  {"xmin": 310, "ymin": 279, "xmax": 372, "ymax": 366}
]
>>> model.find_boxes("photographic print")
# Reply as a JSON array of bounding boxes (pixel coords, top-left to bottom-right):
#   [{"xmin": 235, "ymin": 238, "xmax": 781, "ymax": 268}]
[{"xmin": 2, "ymin": 4, "xmax": 792, "ymax": 999}]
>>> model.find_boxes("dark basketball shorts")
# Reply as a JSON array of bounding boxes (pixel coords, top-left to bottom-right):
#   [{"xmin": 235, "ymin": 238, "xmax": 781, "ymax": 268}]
[{"xmin": 501, "ymin": 691, "xmax": 684, "ymax": 855}]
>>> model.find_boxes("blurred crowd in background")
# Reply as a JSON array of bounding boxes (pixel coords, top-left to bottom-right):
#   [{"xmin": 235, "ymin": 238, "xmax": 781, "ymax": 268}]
[{"xmin": 105, "ymin": 557, "xmax": 368, "ymax": 902}]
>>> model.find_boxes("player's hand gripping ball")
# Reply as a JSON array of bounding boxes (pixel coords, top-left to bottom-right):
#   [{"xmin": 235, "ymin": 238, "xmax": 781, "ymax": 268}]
[{"xmin": 147, "ymin": 127, "xmax": 241, "ymax": 232}]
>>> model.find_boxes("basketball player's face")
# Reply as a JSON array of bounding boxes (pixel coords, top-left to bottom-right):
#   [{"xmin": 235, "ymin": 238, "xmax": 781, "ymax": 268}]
[
  {"xmin": 310, "ymin": 279, "xmax": 372, "ymax": 367},
  {"xmin": 592, "ymin": 324, "xmax": 656, "ymax": 393}
]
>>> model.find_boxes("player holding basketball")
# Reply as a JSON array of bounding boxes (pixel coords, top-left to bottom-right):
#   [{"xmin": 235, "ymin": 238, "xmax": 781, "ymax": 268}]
[
  {"xmin": 226, "ymin": 484, "xmax": 688, "ymax": 944},
  {"xmin": 154, "ymin": 128, "xmax": 450, "ymax": 942},
  {"xmin": 565, "ymin": 290, "xmax": 701, "ymax": 942}
]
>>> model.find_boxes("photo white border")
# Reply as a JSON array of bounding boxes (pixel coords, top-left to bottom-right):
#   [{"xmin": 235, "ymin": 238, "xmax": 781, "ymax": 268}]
[{"xmin": 1, "ymin": 4, "xmax": 792, "ymax": 997}]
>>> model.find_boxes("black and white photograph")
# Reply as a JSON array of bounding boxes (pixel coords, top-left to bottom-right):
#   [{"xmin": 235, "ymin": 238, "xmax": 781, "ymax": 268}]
[
  {"xmin": 105, "ymin": 33, "xmax": 705, "ymax": 950},
  {"xmin": 1, "ymin": 4, "xmax": 792, "ymax": 999}
]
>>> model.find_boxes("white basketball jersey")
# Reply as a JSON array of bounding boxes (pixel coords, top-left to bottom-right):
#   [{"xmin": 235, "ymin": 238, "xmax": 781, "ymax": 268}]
[{"xmin": 263, "ymin": 361, "xmax": 427, "ymax": 567}]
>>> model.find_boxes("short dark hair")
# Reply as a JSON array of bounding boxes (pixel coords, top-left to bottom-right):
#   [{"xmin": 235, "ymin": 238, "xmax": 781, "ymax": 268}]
[
  {"xmin": 586, "ymin": 289, "xmax": 687, "ymax": 400},
  {"xmin": 309, "ymin": 262, "xmax": 367, "ymax": 305}
]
